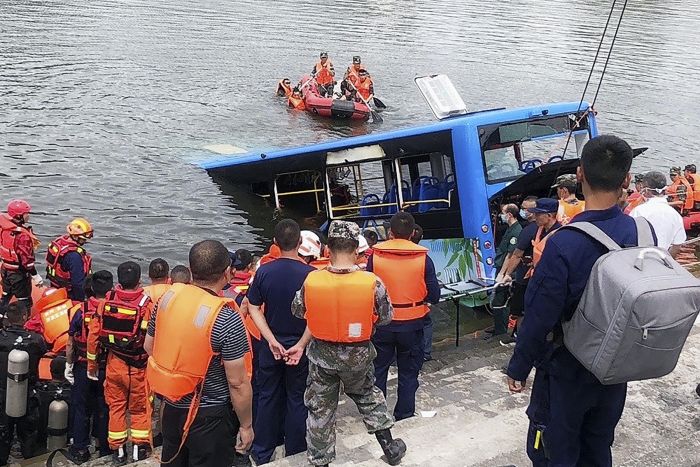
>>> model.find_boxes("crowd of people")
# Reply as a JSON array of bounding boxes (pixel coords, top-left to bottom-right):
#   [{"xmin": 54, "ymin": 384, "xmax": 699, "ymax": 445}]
[
  {"xmin": 277, "ymin": 52, "xmax": 376, "ymax": 110},
  {"xmin": 0, "ymin": 134, "xmax": 694, "ymax": 467}
]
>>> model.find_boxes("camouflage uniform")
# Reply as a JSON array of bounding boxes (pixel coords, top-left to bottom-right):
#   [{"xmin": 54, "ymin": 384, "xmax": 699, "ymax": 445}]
[{"xmin": 291, "ymin": 221, "xmax": 395, "ymax": 466}]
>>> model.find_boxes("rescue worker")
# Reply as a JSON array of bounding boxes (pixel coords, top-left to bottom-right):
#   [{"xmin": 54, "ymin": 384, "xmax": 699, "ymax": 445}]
[
  {"xmin": 145, "ymin": 240, "xmax": 253, "ymax": 467},
  {"xmin": 522, "ymin": 198, "xmax": 562, "ymax": 279},
  {"xmin": 368, "ymin": 212, "xmax": 440, "ymax": 421},
  {"xmin": 290, "ymin": 220, "xmax": 407, "ymax": 467},
  {"xmin": 497, "ymin": 196, "xmax": 537, "ymax": 341},
  {"xmin": 45, "ymin": 218, "xmax": 93, "ymax": 301},
  {"xmin": 65, "ymin": 271, "xmax": 113, "ymax": 462},
  {"xmin": 276, "ymin": 78, "xmax": 293, "ymax": 97},
  {"xmin": 349, "ymin": 70, "xmax": 374, "ymax": 103},
  {"xmin": 87, "ymin": 261, "xmax": 153, "ymax": 465},
  {"xmin": 311, "ymin": 52, "xmax": 335, "ymax": 97},
  {"xmin": 684, "ymin": 163, "xmax": 700, "ymax": 209},
  {"xmin": 356, "ymin": 235, "xmax": 370, "ymax": 270},
  {"xmin": 31, "ymin": 288, "xmax": 74, "ymax": 379},
  {"xmin": 170, "ymin": 265, "xmax": 191, "ymax": 285},
  {"xmin": 507, "ymin": 135, "xmax": 650, "ymax": 466},
  {"xmin": 299, "ymin": 231, "xmax": 330, "ymax": 269},
  {"xmin": 222, "ymin": 249, "xmax": 254, "ymax": 305},
  {"xmin": 667, "ymin": 166, "xmax": 694, "ymax": 213},
  {"xmin": 0, "ymin": 200, "xmax": 42, "ymax": 313},
  {"xmin": 363, "ymin": 230, "xmax": 379, "ymax": 251},
  {"xmin": 143, "ymin": 258, "xmax": 170, "ymax": 306},
  {"xmin": 247, "ymin": 219, "xmax": 315, "ymax": 464},
  {"xmin": 624, "ymin": 173, "xmax": 646, "ymax": 214},
  {"xmin": 0, "ymin": 302, "xmax": 47, "ymax": 465},
  {"xmin": 489, "ymin": 204, "xmax": 522, "ymax": 339},
  {"xmin": 288, "ymin": 87, "xmax": 306, "ymax": 111},
  {"xmin": 340, "ymin": 55, "xmax": 364, "ymax": 97},
  {"xmin": 552, "ymin": 174, "xmax": 585, "ymax": 225}
]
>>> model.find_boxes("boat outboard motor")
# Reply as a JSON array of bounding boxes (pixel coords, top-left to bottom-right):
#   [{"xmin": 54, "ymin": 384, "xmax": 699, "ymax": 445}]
[
  {"xmin": 6, "ymin": 349, "xmax": 29, "ymax": 417},
  {"xmin": 47, "ymin": 399, "xmax": 68, "ymax": 450}
]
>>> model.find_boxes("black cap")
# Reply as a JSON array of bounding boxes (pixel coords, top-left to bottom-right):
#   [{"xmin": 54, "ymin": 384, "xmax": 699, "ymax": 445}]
[
  {"xmin": 353, "ymin": 56, "xmax": 361, "ymax": 64},
  {"xmin": 320, "ymin": 52, "xmax": 328, "ymax": 58},
  {"xmin": 358, "ymin": 68, "xmax": 369, "ymax": 76},
  {"xmin": 685, "ymin": 164, "xmax": 696, "ymax": 173}
]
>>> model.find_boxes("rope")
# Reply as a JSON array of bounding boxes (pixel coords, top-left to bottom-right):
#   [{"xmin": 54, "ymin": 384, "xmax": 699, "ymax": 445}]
[{"xmin": 546, "ymin": 0, "xmax": 629, "ymax": 197}]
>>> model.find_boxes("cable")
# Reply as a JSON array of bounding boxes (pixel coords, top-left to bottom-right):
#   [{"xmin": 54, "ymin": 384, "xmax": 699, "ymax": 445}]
[{"xmin": 591, "ymin": 0, "xmax": 630, "ymax": 108}]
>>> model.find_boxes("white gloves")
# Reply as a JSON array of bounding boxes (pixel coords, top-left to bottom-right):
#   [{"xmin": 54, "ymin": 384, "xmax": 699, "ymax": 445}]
[
  {"xmin": 31, "ymin": 274, "xmax": 43, "ymax": 286},
  {"xmin": 87, "ymin": 371, "xmax": 99, "ymax": 382},
  {"xmin": 64, "ymin": 362, "xmax": 74, "ymax": 385}
]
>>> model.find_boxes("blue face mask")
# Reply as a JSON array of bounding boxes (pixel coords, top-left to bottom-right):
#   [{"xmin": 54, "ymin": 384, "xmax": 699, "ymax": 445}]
[{"xmin": 520, "ymin": 209, "xmax": 528, "ymax": 219}]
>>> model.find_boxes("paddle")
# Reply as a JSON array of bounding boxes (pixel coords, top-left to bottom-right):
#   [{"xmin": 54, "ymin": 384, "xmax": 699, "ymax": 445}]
[
  {"xmin": 347, "ymin": 79, "xmax": 383, "ymax": 123},
  {"xmin": 373, "ymin": 97, "xmax": 387, "ymax": 109}
]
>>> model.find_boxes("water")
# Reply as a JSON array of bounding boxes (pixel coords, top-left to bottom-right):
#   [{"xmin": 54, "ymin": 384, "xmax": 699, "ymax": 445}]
[{"xmin": 1, "ymin": 0, "xmax": 699, "ymax": 272}]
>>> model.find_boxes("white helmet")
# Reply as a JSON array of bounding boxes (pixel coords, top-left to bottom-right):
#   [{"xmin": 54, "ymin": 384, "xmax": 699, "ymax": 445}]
[
  {"xmin": 357, "ymin": 234, "xmax": 369, "ymax": 254},
  {"xmin": 298, "ymin": 230, "xmax": 322, "ymax": 259}
]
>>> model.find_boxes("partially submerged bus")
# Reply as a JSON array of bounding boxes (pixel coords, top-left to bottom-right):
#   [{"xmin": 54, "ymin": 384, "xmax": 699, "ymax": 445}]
[{"xmin": 199, "ymin": 75, "xmax": 600, "ymax": 305}]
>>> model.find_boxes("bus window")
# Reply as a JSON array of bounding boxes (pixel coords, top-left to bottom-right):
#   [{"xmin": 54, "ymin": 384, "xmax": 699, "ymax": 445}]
[
  {"xmin": 325, "ymin": 159, "xmax": 400, "ymax": 220},
  {"xmin": 398, "ymin": 152, "xmax": 457, "ymax": 213}
]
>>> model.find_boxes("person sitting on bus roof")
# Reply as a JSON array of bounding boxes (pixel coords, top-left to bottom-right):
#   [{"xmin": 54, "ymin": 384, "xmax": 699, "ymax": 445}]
[{"xmin": 552, "ymin": 174, "xmax": 585, "ymax": 225}]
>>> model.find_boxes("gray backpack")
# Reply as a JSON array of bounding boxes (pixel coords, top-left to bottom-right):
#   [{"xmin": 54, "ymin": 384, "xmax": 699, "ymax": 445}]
[{"xmin": 561, "ymin": 217, "xmax": 700, "ymax": 385}]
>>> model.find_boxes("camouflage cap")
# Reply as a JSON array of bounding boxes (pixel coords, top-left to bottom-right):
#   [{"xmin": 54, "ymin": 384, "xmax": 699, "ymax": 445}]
[
  {"xmin": 353, "ymin": 55, "xmax": 361, "ymax": 64},
  {"xmin": 633, "ymin": 173, "xmax": 645, "ymax": 183},
  {"xmin": 328, "ymin": 220, "xmax": 360, "ymax": 241},
  {"xmin": 551, "ymin": 173, "xmax": 577, "ymax": 188},
  {"xmin": 670, "ymin": 166, "xmax": 682, "ymax": 175}
]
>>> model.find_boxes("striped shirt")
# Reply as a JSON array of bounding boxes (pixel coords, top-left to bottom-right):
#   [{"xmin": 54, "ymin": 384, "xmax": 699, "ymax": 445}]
[{"xmin": 147, "ymin": 288, "xmax": 249, "ymax": 408}]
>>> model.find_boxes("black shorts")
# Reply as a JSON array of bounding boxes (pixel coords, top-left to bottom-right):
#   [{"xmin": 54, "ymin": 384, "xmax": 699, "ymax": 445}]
[
  {"xmin": 509, "ymin": 281, "xmax": 528, "ymax": 317},
  {"xmin": 0, "ymin": 270, "xmax": 32, "ymax": 303},
  {"xmin": 161, "ymin": 402, "xmax": 239, "ymax": 467}
]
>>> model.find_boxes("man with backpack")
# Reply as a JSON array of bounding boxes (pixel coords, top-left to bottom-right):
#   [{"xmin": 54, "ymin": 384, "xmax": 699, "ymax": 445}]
[{"xmin": 506, "ymin": 135, "xmax": 656, "ymax": 466}]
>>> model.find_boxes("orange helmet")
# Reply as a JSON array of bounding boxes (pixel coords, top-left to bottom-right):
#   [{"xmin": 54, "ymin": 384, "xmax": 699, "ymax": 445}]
[{"xmin": 66, "ymin": 218, "xmax": 94, "ymax": 240}]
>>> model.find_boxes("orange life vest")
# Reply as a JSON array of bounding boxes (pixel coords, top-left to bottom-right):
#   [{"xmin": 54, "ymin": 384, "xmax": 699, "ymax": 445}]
[
  {"xmin": 346, "ymin": 65, "xmax": 361, "ymax": 86},
  {"xmin": 33, "ymin": 288, "xmax": 73, "ymax": 353},
  {"xmin": 624, "ymin": 192, "xmax": 645, "ymax": 214},
  {"xmin": 0, "ymin": 215, "xmax": 38, "ymax": 272},
  {"xmin": 372, "ymin": 239, "xmax": 429, "ymax": 321},
  {"xmin": 45, "ymin": 235, "xmax": 92, "ymax": 291},
  {"xmin": 314, "ymin": 60, "xmax": 334, "ymax": 85},
  {"xmin": 667, "ymin": 177, "xmax": 695, "ymax": 212},
  {"xmin": 687, "ymin": 174, "xmax": 700, "ymax": 203},
  {"xmin": 38, "ymin": 356, "xmax": 54, "ymax": 381},
  {"xmin": 304, "ymin": 270, "xmax": 376, "ymax": 342},
  {"xmin": 557, "ymin": 198, "xmax": 585, "ymax": 225},
  {"xmin": 288, "ymin": 95, "xmax": 305, "ymax": 110},
  {"xmin": 222, "ymin": 271, "xmax": 252, "ymax": 301},
  {"xmin": 259, "ymin": 244, "xmax": 282, "ymax": 266},
  {"xmin": 310, "ymin": 257, "xmax": 330, "ymax": 270},
  {"xmin": 525, "ymin": 225, "xmax": 559, "ymax": 278},
  {"xmin": 144, "ymin": 283, "xmax": 171, "ymax": 307},
  {"xmin": 72, "ymin": 296, "xmax": 102, "ymax": 363},
  {"xmin": 277, "ymin": 80, "xmax": 293, "ymax": 97},
  {"xmin": 99, "ymin": 287, "xmax": 151, "ymax": 365},
  {"xmin": 355, "ymin": 77, "xmax": 373, "ymax": 101}
]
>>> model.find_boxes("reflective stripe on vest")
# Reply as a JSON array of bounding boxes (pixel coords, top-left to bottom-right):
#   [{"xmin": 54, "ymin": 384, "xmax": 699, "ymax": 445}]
[
  {"xmin": 146, "ymin": 283, "xmax": 226, "ymax": 402},
  {"xmin": 372, "ymin": 239, "xmax": 429, "ymax": 321},
  {"xmin": 304, "ymin": 270, "xmax": 376, "ymax": 343},
  {"xmin": 45, "ymin": 235, "xmax": 92, "ymax": 290},
  {"xmin": 99, "ymin": 289, "xmax": 151, "ymax": 356}
]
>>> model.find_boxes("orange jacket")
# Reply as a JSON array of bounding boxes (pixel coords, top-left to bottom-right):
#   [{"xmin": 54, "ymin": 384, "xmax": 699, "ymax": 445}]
[
  {"xmin": 288, "ymin": 95, "xmax": 306, "ymax": 110},
  {"xmin": 0, "ymin": 214, "xmax": 38, "ymax": 272},
  {"xmin": 557, "ymin": 198, "xmax": 585, "ymax": 225},
  {"xmin": 355, "ymin": 77, "xmax": 373, "ymax": 101},
  {"xmin": 310, "ymin": 257, "xmax": 330, "ymax": 270},
  {"xmin": 32, "ymin": 288, "xmax": 73, "ymax": 353},
  {"xmin": 687, "ymin": 174, "xmax": 700, "ymax": 203},
  {"xmin": 624, "ymin": 192, "xmax": 645, "ymax": 214},
  {"xmin": 668, "ymin": 177, "xmax": 695, "ymax": 211},
  {"xmin": 314, "ymin": 60, "xmax": 335, "ymax": 85},
  {"xmin": 144, "ymin": 283, "xmax": 171, "ymax": 307},
  {"xmin": 525, "ymin": 226, "xmax": 559, "ymax": 278},
  {"xmin": 259, "ymin": 244, "xmax": 282, "ymax": 266},
  {"xmin": 45, "ymin": 235, "xmax": 92, "ymax": 291},
  {"xmin": 345, "ymin": 65, "xmax": 361, "ymax": 86},
  {"xmin": 277, "ymin": 80, "xmax": 293, "ymax": 97},
  {"xmin": 372, "ymin": 239, "xmax": 428, "ymax": 320},
  {"xmin": 304, "ymin": 269, "xmax": 376, "ymax": 342}
]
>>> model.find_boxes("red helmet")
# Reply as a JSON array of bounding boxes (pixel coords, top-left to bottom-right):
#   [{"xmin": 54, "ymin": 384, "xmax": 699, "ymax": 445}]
[{"xmin": 7, "ymin": 199, "xmax": 31, "ymax": 219}]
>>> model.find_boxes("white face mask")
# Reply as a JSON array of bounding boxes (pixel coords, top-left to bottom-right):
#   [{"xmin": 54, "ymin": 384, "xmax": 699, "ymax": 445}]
[{"xmin": 499, "ymin": 213, "xmax": 509, "ymax": 223}]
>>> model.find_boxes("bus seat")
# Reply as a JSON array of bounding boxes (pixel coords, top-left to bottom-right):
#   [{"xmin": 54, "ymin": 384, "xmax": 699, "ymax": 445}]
[
  {"xmin": 439, "ymin": 174, "xmax": 456, "ymax": 200},
  {"xmin": 360, "ymin": 194, "xmax": 382, "ymax": 216},
  {"xmin": 384, "ymin": 181, "xmax": 411, "ymax": 214},
  {"xmin": 417, "ymin": 177, "xmax": 442, "ymax": 213}
]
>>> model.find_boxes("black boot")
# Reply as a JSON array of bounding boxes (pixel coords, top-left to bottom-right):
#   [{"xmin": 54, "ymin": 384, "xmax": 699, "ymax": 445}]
[{"xmin": 375, "ymin": 429, "xmax": 406, "ymax": 466}]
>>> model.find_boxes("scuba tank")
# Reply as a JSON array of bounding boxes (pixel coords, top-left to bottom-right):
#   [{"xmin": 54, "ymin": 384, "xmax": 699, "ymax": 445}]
[
  {"xmin": 6, "ymin": 349, "xmax": 29, "ymax": 417},
  {"xmin": 47, "ymin": 399, "xmax": 68, "ymax": 450}
]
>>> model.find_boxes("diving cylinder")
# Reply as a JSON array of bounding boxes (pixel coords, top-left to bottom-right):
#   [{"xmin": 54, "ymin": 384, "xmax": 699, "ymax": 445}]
[
  {"xmin": 47, "ymin": 399, "xmax": 69, "ymax": 450},
  {"xmin": 6, "ymin": 349, "xmax": 29, "ymax": 418}
]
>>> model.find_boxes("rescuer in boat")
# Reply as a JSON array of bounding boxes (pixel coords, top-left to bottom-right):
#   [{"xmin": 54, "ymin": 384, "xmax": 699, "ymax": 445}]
[
  {"xmin": 288, "ymin": 87, "xmax": 306, "ymax": 110},
  {"xmin": 276, "ymin": 78, "xmax": 293, "ymax": 97},
  {"xmin": 368, "ymin": 212, "xmax": 440, "ymax": 421},
  {"xmin": 290, "ymin": 220, "xmax": 407, "ymax": 467},
  {"xmin": 624, "ymin": 173, "xmax": 646, "ymax": 214},
  {"xmin": 552, "ymin": 174, "xmax": 586, "ymax": 225},
  {"xmin": 683, "ymin": 164, "xmax": 700, "ymax": 209},
  {"xmin": 247, "ymin": 219, "xmax": 315, "ymax": 464},
  {"xmin": 344, "ymin": 69, "xmax": 374, "ymax": 104},
  {"xmin": 87, "ymin": 261, "xmax": 153, "ymax": 464},
  {"xmin": 45, "ymin": 218, "xmax": 94, "ymax": 302},
  {"xmin": 65, "ymin": 271, "xmax": 113, "ymax": 463},
  {"xmin": 0, "ymin": 200, "xmax": 41, "ymax": 313},
  {"xmin": 340, "ymin": 55, "xmax": 364, "ymax": 97},
  {"xmin": 311, "ymin": 52, "xmax": 335, "ymax": 98},
  {"xmin": 0, "ymin": 302, "xmax": 48, "ymax": 465},
  {"xmin": 143, "ymin": 258, "xmax": 170, "ymax": 306},
  {"xmin": 170, "ymin": 264, "xmax": 191, "ymax": 284},
  {"xmin": 667, "ymin": 166, "xmax": 694, "ymax": 213},
  {"xmin": 145, "ymin": 240, "xmax": 253, "ymax": 466},
  {"xmin": 489, "ymin": 204, "xmax": 522, "ymax": 340},
  {"xmin": 629, "ymin": 171, "xmax": 686, "ymax": 259},
  {"xmin": 506, "ymin": 135, "xmax": 648, "ymax": 466}
]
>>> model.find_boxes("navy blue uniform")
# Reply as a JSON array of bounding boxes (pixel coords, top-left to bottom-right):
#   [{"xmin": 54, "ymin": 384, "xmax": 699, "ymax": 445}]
[
  {"xmin": 247, "ymin": 258, "xmax": 314, "ymax": 464},
  {"xmin": 367, "ymin": 255, "xmax": 440, "ymax": 421},
  {"xmin": 507, "ymin": 206, "xmax": 654, "ymax": 466},
  {"xmin": 61, "ymin": 251, "xmax": 87, "ymax": 301}
]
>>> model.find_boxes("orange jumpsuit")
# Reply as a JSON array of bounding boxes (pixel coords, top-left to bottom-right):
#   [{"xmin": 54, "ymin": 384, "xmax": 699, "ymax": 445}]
[{"xmin": 87, "ymin": 286, "xmax": 153, "ymax": 449}]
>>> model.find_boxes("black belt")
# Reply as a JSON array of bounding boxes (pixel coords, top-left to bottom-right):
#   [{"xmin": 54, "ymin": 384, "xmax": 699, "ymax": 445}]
[{"xmin": 392, "ymin": 300, "xmax": 426, "ymax": 309}]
